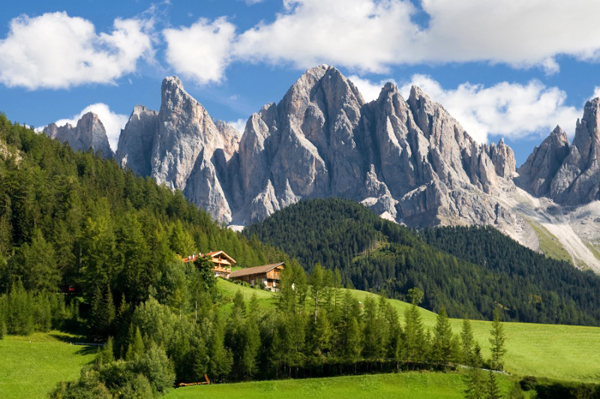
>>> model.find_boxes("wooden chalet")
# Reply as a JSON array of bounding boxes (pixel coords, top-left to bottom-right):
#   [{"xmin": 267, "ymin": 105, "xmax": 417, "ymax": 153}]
[
  {"xmin": 181, "ymin": 251, "xmax": 236, "ymax": 279},
  {"xmin": 229, "ymin": 262, "xmax": 285, "ymax": 291}
]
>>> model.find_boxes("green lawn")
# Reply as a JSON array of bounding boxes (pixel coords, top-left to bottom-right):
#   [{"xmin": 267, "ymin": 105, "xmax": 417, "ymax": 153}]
[
  {"xmin": 0, "ymin": 331, "xmax": 97, "ymax": 399},
  {"xmin": 165, "ymin": 371, "xmax": 513, "ymax": 399}
]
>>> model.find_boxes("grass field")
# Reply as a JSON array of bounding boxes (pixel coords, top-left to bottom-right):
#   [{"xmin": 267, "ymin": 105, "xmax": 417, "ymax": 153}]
[
  {"xmin": 165, "ymin": 371, "xmax": 514, "ymax": 399},
  {"xmin": 2, "ymin": 279, "xmax": 599, "ymax": 398},
  {"xmin": 0, "ymin": 331, "xmax": 96, "ymax": 399},
  {"xmin": 528, "ymin": 221, "xmax": 573, "ymax": 264},
  {"xmin": 220, "ymin": 279, "xmax": 600, "ymax": 383}
]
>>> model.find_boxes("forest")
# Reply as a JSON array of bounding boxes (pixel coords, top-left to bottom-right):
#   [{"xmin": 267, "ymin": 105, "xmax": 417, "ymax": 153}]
[{"xmin": 245, "ymin": 198, "xmax": 600, "ymax": 325}]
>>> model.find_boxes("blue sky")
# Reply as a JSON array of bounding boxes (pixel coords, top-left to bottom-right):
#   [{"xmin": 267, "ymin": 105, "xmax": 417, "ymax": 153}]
[{"xmin": 2, "ymin": 0, "xmax": 600, "ymax": 165}]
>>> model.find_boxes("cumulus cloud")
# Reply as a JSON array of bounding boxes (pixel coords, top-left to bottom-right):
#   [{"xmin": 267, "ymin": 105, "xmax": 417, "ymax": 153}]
[
  {"xmin": 227, "ymin": 118, "xmax": 247, "ymax": 134},
  {"xmin": 348, "ymin": 75, "xmax": 397, "ymax": 102},
  {"xmin": 49, "ymin": 104, "xmax": 128, "ymax": 151},
  {"xmin": 0, "ymin": 12, "xmax": 154, "ymax": 89},
  {"xmin": 163, "ymin": 17, "xmax": 236, "ymax": 85},
  {"xmin": 163, "ymin": 0, "xmax": 600, "ymax": 82},
  {"xmin": 391, "ymin": 75, "xmax": 581, "ymax": 143}
]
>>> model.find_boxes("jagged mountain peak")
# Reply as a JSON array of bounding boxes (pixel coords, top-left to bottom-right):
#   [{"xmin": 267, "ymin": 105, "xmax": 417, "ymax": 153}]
[{"xmin": 43, "ymin": 111, "xmax": 113, "ymax": 159}]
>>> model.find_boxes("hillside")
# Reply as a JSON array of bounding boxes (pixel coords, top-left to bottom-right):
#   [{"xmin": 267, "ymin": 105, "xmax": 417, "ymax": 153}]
[
  {"xmin": 245, "ymin": 198, "xmax": 600, "ymax": 325},
  {"xmin": 0, "ymin": 113, "xmax": 291, "ymax": 302}
]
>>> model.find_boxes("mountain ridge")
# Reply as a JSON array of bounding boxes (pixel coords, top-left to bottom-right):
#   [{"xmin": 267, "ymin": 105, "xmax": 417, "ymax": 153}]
[{"xmin": 41, "ymin": 65, "xmax": 600, "ymax": 271}]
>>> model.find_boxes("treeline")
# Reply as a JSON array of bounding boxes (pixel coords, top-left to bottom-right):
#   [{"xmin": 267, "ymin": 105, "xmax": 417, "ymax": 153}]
[
  {"xmin": 419, "ymin": 226, "xmax": 600, "ymax": 325},
  {"xmin": 0, "ymin": 114, "xmax": 293, "ymax": 338},
  {"xmin": 245, "ymin": 198, "xmax": 600, "ymax": 325},
  {"xmin": 53, "ymin": 264, "xmax": 508, "ymax": 398}
]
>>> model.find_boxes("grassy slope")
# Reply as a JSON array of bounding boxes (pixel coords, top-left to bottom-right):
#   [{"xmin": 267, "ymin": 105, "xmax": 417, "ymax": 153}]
[
  {"xmin": 0, "ymin": 331, "xmax": 96, "ymax": 399},
  {"xmin": 528, "ymin": 221, "xmax": 573, "ymax": 264},
  {"xmin": 220, "ymin": 279, "xmax": 600, "ymax": 383},
  {"xmin": 166, "ymin": 372, "xmax": 514, "ymax": 399}
]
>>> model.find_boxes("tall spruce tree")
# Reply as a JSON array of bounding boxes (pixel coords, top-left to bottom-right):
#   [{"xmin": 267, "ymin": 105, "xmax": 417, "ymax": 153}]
[
  {"xmin": 489, "ymin": 308, "xmax": 507, "ymax": 371},
  {"xmin": 461, "ymin": 317, "xmax": 475, "ymax": 366},
  {"xmin": 464, "ymin": 343, "xmax": 486, "ymax": 399},
  {"xmin": 432, "ymin": 306, "xmax": 454, "ymax": 366}
]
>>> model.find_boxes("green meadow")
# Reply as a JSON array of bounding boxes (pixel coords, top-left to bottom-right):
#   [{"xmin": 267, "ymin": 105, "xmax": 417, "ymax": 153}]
[
  {"xmin": 221, "ymin": 279, "xmax": 600, "ymax": 383},
  {"xmin": 165, "ymin": 371, "xmax": 514, "ymax": 399},
  {"xmin": 2, "ymin": 278, "xmax": 599, "ymax": 398},
  {"xmin": 0, "ymin": 332, "xmax": 96, "ymax": 399}
]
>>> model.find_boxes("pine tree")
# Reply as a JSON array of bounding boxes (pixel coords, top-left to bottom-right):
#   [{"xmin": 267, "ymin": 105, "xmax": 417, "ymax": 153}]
[
  {"xmin": 127, "ymin": 326, "xmax": 145, "ymax": 361},
  {"xmin": 432, "ymin": 306, "xmax": 454, "ymax": 366},
  {"xmin": 461, "ymin": 317, "xmax": 475, "ymax": 366},
  {"xmin": 404, "ymin": 288, "xmax": 426, "ymax": 363},
  {"xmin": 0, "ymin": 311, "xmax": 5, "ymax": 340},
  {"xmin": 309, "ymin": 263, "xmax": 325, "ymax": 322},
  {"xmin": 489, "ymin": 308, "xmax": 507, "ymax": 371},
  {"xmin": 97, "ymin": 336, "xmax": 115, "ymax": 366},
  {"xmin": 241, "ymin": 318, "xmax": 261, "ymax": 379},
  {"xmin": 464, "ymin": 343, "xmax": 486, "ymax": 399},
  {"xmin": 487, "ymin": 370, "xmax": 501, "ymax": 399}
]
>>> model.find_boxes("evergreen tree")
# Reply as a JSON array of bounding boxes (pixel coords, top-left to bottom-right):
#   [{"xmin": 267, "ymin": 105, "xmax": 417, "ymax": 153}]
[
  {"xmin": 127, "ymin": 326, "xmax": 145, "ymax": 361},
  {"xmin": 432, "ymin": 306, "xmax": 454, "ymax": 366},
  {"xmin": 191, "ymin": 334, "xmax": 209, "ymax": 381},
  {"xmin": 404, "ymin": 288, "xmax": 426, "ymax": 363},
  {"xmin": 461, "ymin": 317, "xmax": 475, "ymax": 366},
  {"xmin": 309, "ymin": 263, "xmax": 325, "ymax": 322},
  {"xmin": 489, "ymin": 308, "xmax": 507, "ymax": 371},
  {"xmin": 209, "ymin": 313, "xmax": 233, "ymax": 381},
  {"xmin": 97, "ymin": 336, "xmax": 115, "ymax": 366},
  {"xmin": 241, "ymin": 318, "xmax": 261, "ymax": 379},
  {"xmin": 487, "ymin": 370, "xmax": 502, "ymax": 399},
  {"xmin": 464, "ymin": 343, "xmax": 486, "ymax": 399}
]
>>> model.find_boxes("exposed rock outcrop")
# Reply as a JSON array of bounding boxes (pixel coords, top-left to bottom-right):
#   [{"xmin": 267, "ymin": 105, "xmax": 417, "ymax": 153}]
[
  {"xmin": 516, "ymin": 126, "xmax": 570, "ymax": 197},
  {"xmin": 44, "ymin": 112, "xmax": 113, "ymax": 158},
  {"xmin": 549, "ymin": 99, "xmax": 600, "ymax": 204}
]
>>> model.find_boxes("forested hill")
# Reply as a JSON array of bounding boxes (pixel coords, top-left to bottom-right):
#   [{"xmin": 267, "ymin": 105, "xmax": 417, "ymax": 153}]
[
  {"xmin": 0, "ymin": 113, "xmax": 291, "ymax": 304},
  {"xmin": 245, "ymin": 198, "xmax": 600, "ymax": 325}
]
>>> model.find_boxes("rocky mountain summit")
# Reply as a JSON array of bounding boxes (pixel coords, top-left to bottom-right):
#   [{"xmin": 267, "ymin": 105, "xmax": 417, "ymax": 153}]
[
  {"xmin": 517, "ymin": 99, "xmax": 600, "ymax": 205},
  {"xmin": 43, "ymin": 112, "xmax": 113, "ymax": 158},
  {"xmin": 43, "ymin": 66, "xmax": 600, "ymax": 270},
  {"xmin": 113, "ymin": 65, "xmax": 519, "ymax": 231}
]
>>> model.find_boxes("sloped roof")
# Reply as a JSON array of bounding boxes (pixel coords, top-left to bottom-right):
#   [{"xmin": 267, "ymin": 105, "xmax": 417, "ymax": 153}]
[
  {"xmin": 205, "ymin": 251, "xmax": 236, "ymax": 264},
  {"xmin": 229, "ymin": 262, "xmax": 285, "ymax": 278}
]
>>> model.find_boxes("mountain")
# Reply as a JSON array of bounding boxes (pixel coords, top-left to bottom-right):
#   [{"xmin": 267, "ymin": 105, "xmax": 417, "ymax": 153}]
[
  {"xmin": 518, "ymin": 98, "xmax": 600, "ymax": 205},
  {"xmin": 42, "ymin": 66, "xmax": 600, "ymax": 271},
  {"xmin": 43, "ymin": 112, "xmax": 113, "ymax": 158},
  {"xmin": 116, "ymin": 76, "xmax": 240, "ymax": 223},
  {"xmin": 244, "ymin": 197, "xmax": 600, "ymax": 325},
  {"xmin": 110, "ymin": 66, "xmax": 521, "ymax": 231}
]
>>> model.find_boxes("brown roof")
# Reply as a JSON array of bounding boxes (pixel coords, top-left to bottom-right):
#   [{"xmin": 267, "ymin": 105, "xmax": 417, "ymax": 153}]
[
  {"xmin": 205, "ymin": 251, "xmax": 237, "ymax": 264},
  {"xmin": 229, "ymin": 262, "xmax": 285, "ymax": 278}
]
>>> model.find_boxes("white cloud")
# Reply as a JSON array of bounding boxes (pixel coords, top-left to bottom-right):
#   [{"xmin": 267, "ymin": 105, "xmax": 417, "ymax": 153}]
[
  {"xmin": 0, "ymin": 12, "xmax": 154, "ymax": 89},
  {"xmin": 591, "ymin": 87, "xmax": 600, "ymax": 100},
  {"xmin": 163, "ymin": 17, "xmax": 236, "ymax": 85},
  {"xmin": 234, "ymin": 0, "xmax": 417, "ymax": 73},
  {"xmin": 244, "ymin": 0, "xmax": 264, "ymax": 4},
  {"xmin": 348, "ymin": 75, "xmax": 397, "ymax": 102},
  {"xmin": 228, "ymin": 118, "xmax": 247, "ymax": 134},
  {"xmin": 50, "ymin": 104, "xmax": 128, "ymax": 151},
  {"xmin": 394, "ymin": 75, "xmax": 580, "ymax": 143},
  {"xmin": 162, "ymin": 0, "xmax": 600, "ymax": 81}
]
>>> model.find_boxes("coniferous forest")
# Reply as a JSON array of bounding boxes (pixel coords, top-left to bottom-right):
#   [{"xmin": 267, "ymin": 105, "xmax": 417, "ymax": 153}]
[{"xmin": 245, "ymin": 198, "xmax": 600, "ymax": 325}]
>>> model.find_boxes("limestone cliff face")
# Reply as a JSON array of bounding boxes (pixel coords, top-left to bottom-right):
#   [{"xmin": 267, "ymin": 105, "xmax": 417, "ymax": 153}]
[
  {"xmin": 114, "ymin": 76, "xmax": 237, "ymax": 223},
  {"xmin": 108, "ymin": 67, "xmax": 520, "ymax": 229},
  {"xmin": 516, "ymin": 126, "xmax": 570, "ymax": 197},
  {"xmin": 231, "ymin": 66, "xmax": 517, "ymax": 227},
  {"xmin": 116, "ymin": 105, "xmax": 158, "ymax": 177},
  {"xmin": 517, "ymin": 99, "xmax": 600, "ymax": 205},
  {"xmin": 44, "ymin": 112, "xmax": 113, "ymax": 158},
  {"xmin": 550, "ymin": 99, "xmax": 600, "ymax": 204}
]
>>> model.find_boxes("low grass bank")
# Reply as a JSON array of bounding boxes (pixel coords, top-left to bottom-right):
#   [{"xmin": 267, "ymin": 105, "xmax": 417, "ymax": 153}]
[
  {"xmin": 0, "ymin": 331, "xmax": 96, "ymax": 399},
  {"xmin": 165, "ymin": 371, "xmax": 513, "ymax": 399}
]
